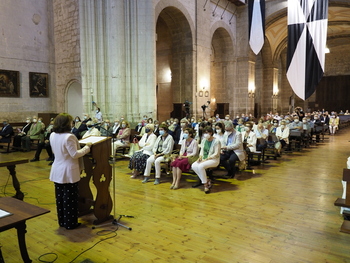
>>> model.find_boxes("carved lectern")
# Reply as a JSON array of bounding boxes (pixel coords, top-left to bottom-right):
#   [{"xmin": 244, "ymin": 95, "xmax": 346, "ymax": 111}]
[{"xmin": 78, "ymin": 136, "xmax": 113, "ymax": 224}]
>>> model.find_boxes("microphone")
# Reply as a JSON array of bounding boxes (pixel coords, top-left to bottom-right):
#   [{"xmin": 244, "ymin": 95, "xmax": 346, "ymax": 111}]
[{"xmin": 120, "ymin": 215, "xmax": 134, "ymax": 218}]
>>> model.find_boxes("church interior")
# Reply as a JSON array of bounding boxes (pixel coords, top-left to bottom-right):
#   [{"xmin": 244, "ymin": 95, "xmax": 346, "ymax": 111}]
[{"xmin": 1, "ymin": 0, "xmax": 350, "ymax": 262}]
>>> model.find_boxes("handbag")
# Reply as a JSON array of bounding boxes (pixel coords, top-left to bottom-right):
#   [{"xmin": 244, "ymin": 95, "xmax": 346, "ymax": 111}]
[{"xmin": 188, "ymin": 154, "xmax": 199, "ymax": 165}]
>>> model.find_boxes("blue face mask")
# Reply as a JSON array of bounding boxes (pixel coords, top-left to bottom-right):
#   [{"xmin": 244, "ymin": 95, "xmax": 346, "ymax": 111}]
[
  {"xmin": 159, "ymin": 130, "xmax": 165, "ymax": 136},
  {"xmin": 145, "ymin": 128, "xmax": 150, "ymax": 133},
  {"xmin": 183, "ymin": 133, "xmax": 189, "ymax": 139}
]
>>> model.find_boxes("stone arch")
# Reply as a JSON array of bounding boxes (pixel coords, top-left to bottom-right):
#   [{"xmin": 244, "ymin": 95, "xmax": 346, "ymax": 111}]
[
  {"xmin": 65, "ymin": 79, "xmax": 83, "ymax": 118},
  {"xmin": 210, "ymin": 26, "xmax": 234, "ymax": 117},
  {"xmin": 155, "ymin": 4, "xmax": 194, "ymax": 121}
]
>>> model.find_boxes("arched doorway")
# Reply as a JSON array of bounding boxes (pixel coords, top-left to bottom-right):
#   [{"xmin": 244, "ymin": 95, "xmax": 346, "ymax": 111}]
[
  {"xmin": 210, "ymin": 27, "xmax": 234, "ymax": 118},
  {"xmin": 66, "ymin": 81, "xmax": 83, "ymax": 118},
  {"xmin": 156, "ymin": 7, "xmax": 193, "ymax": 121}
]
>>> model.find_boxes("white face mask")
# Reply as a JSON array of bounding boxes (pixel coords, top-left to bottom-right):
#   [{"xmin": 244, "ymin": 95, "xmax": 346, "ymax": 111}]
[
  {"xmin": 274, "ymin": 123, "xmax": 278, "ymax": 126},
  {"xmin": 225, "ymin": 117, "xmax": 229, "ymax": 120},
  {"xmin": 122, "ymin": 124, "xmax": 126, "ymax": 128},
  {"xmin": 281, "ymin": 125, "xmax": 285, "ymax": 129},
  {"xmin": 76, "ymin": 119, "xmax": 79, "ymax": 122},
  {"xmin": 294, "ymin": 119, "xmax": 299, "ymax": 123},
  {"xmin": 33, "ymin": 119, "xmax": 37, "ymax": 123},
  {"xmin": 216, "ymin": 129, "xmax": 221, "ymax": 134},
  {"xmin": 26, "ymin": 120, "xmax": 30, "ymax": 123},
  {"xmin": 244, "ymin": 127, "xmax": 250, "ymax": 131},
  {"xmin": 203, "ymin": 133, "xmax": 210, "ymax": 139}
]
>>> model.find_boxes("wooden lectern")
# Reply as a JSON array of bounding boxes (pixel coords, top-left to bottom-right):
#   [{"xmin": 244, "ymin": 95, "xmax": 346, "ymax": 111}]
[
  {"xmin": 334, "ymin": 168, "xmax": 350, "ymax": 233},
  {"xmin": 78, "ymin": 136, "xmax": 113, "ymax": 224}
]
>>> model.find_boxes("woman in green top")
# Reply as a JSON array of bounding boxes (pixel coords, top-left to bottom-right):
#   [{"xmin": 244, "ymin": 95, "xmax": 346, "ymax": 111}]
[{"xmin": 191, "ymin": 127, "xmax": 221, "ymax": 194}]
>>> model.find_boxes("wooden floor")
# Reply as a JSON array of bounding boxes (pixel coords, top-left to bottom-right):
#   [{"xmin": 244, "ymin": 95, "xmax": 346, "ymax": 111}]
[{"xmin": 1, "ymin": 129, "xmax": 350, "ymax": 263}]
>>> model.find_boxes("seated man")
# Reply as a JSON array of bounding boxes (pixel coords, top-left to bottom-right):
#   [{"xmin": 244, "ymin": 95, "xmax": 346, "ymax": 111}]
[
  {"xmin": 276, "ymin": 120, "xmax": 290, "ymax": 154},
  {"xmin": 13, "ymin": 117, "xmax": 32, "ymax": 148},
  {"xmin": 21, "ymin": 116, "xmax": 44, "ymax": 152},
  {"xmin": 0, "ymin": 119, "xmax": 14, "ymax": 143},
  {"xmin": 220, "ymin": 122, "xmax": 245, "ymax": 178},
  {"xmin": 287, "ymin": 116, "xmax": 303, "ymax": 150},
  {"xmin": 312, "ymin": 114, "xmax": 323, "ymax": 142},
  {"xmin": 30, "ymin": 119, "xmax": 54, "ymax": 164}
]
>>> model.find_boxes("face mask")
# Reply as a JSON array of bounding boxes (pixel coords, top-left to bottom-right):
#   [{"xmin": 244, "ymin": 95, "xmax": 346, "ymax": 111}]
[
  {"xmin": 115, "ymin": 122, "xmax": 119, "ymax": 125},
  {"xmin": 159, "ymin": 130, "xmax": 165, "ymax": 136},
  {"xmin": 225, "ymin": 117, "xmax": 229, "ymax": 120},
  {"xmin": 76, "ymin": 119, "xmax": 79, "ymax": 122},
  {"xmin": 281, "ymin": 125, "xmax": 285, "ymax": 129},
  {"xmin": 144, "ymin": 117, "xmax": 147, "ymax": 120},
  {"xmin": 314, "ymin": 117, "xmax": 318, "ymax": 120},
  {"xmin": 122, "ymin": 124, "xmax": 126, "ymax": 128},
  {"xmin": 120, "ymin": 118, "xmax": 124, "ymax": 121},
  {"xmin": 203, "ymin": 133, "xmax": 210, "ymax": 139},
  {"xmin": 294, "ymin": 119, "xmax": 299, "ymax": 123},
  {"xmin": 84, "ymin": 116, "xmax": 87, "ymax": 120},
  {"xmin": 216, "ymin": 129, "xmax": 221, "ymax": 134},
  {"xmin": 26, "ymin": 120, "xmax": 30, "ymax": 123},
  {"xmin": 183, "ymin": 133, "xmax": 189, "ymax": 139},
  {"xmin": 155, "ymin": 124, "xmax": 159, "ymax": 127},
  {"xmin": 302, "ymin": 120, "xmax": 307, "ymax": 123},
  {"xmin": 245, "ymin": 127, "xmax": 250, "ymax": 131},
  {"xmin": 216, "ymin": 115, "xmax": 219, "ymax": 118},
  {"xmin": 96, "ymin": 110, "xmax": 99, "ymax": 113},
  {"xmin": 285, "ymin": 120, "xmax": 290, "ymax": 124},
  {"xmin": 180, "ymin": 123, "xmax": 186, "ymax": 128},
  {"xmin": 145, "ymin": 128, "xmax": 150, "ymax": 133},
  {"xmin": 33, "ymin": 119, "xmax": 37, "ymax": 123},
  {"xmin": 274, "ymin": 123, "xmax": 278, "ymax": 126},
  {"xmin": 38, "ymin": 120, "xmax": 42, "ymax": 123}
]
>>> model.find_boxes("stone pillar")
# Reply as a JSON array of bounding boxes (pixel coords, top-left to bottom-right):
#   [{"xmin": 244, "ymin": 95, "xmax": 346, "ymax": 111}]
[{"xmin": 79, "ymin": 0, "xmax": 156, "ymax": 123}]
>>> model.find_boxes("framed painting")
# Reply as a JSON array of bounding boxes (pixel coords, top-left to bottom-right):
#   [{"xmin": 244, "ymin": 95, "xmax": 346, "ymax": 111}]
[
  {"xmin": 29, "ymin": 72, "xmax": 48, "ymax": 97},
  {"xmin": 0, "ymin": 69, "xmax": 20, "ymax": 97}
]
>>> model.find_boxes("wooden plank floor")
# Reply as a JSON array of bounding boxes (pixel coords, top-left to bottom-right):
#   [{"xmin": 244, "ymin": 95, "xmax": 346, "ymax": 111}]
[{"xmin": 1, "ymin": 129, "xmax": 350, "ymax": 263}]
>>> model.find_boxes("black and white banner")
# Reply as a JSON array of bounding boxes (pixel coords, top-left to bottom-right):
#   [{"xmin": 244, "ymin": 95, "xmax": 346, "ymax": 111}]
[
  {"xmin": 248, "ymin": 0, "xmax": 265, "ymax": 55},
  {"xmin": 286, "ymin": 0, "xmax": 329, "ymax": 100}
]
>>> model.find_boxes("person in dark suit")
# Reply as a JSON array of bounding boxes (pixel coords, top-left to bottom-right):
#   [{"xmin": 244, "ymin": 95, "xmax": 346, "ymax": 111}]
[
  {"xmin": 0, "ymin": 119, "xmax": 14, "ymax": 143},
  {"xmin": 13, "ymin": 117, "xmax": 32, "ymax": 148}
]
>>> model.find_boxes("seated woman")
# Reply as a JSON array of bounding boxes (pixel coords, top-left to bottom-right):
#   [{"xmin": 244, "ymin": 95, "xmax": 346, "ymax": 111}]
[
  {"xmin": 213, "ymin": 122, "xmax": 225, "ymax": 145},
  {"xmin": 112, "ymin": 120, "xmax": 131, "ymax": 153},
  {"xmin": 191, "ymin": 127, "xmax": 221, "ymax": 194},
  {"xmin": 82, "ymin": 121, "xmax": 101, "ymax": 138},
  {"xmin": 129, "ymin": 124, "xmax": 157, "ymax": 178},
  {"xmin": 170, "ymin": 128, "xmax": 198, "ymax": 190},
  {"xmin": 241, "ymin": 123, "xmax": 257, "ymax": 153},
  {"xmin": 142, "ymin": 124, "xmax": 174, "ymax": 185}
]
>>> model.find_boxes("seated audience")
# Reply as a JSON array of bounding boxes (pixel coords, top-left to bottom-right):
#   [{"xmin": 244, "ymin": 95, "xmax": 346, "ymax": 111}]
[
  {"xmin": 82, "ymin": 121, "xmax": 101, "ymax": 138},
  {"xmin": 100, "ymin": 119, "xmax": 111, "ymax": 136},
  {"xmin": 129, "ymin": 124, "xmax": 157, "ymax": 178},
  {"xmin": 0, "ymin": 119, "xmax": 14, "ymax": 143},
  {"xmin": 21, "ymin": 116, "xmax": 44, "ymax": 152},
  {"xmin": 276, "ymin": 120, "xmax": 290, "ymax": 154},
  {"xmin": 242, "ymin": 123, "xmax": 257, "ymax": 153},
  {"xmin": 175, "ymin": 118, "xmax": 190, "ymax": 144},
  {"xmin": 110, "ymin": 118, "xmax": 121, "ymax": 137},
  {"xmin": 254, "ymin": 122, "xmax": 268, "ymax": 151},
  {"xmin": 142, "ymin": 124, "xmax": 174, "ymax": 185},
  {"xmin": 153, "ymin": 120, "xmax": 160, "ymax": 136},
  {"xmin": 192, "ymin": 127, "xmax": 221, "ymax": 194},
  {"xmin": 235, "ymin": 118, "xmax": 245, "ymax": 133},
  {"xmin": 30, "ymin": 119, "xmax": 54, "ymax": 164},
  {"xmin": 220, "ymin": 122, "xmax": 245, "ymax": 178},
  {"xmin": 112, "ymin": 120, "xmax": 130, "ymax": 152},
  {"xmin": 171, "ymin": 128, "xmax": 198, "ymax": 189},
  {"xmin": 13, "ymin": 117, "xmax": 32, "ymax": 148},
  {"xmin": 214, "ymin": 122, "xmax": 225, "ymax": 145},
  {"xmin": 329, "ymin": 114, "xmax": 339, "ymax": 135}
]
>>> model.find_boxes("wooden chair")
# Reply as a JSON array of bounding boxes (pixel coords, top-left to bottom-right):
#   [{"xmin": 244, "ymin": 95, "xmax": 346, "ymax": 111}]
[{"xmin": 334, "ymin": 169, "xmax": 350, "ymax": 233}]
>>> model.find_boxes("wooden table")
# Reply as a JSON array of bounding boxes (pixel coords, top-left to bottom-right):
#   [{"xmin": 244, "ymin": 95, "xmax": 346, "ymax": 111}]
[
  {"xmin": 0, "ymin": 156, "xmax": 28, "ymax": 200},
  {"xmin": 0, "ymin": 197, "xmax": 50, "ymax": 262}
]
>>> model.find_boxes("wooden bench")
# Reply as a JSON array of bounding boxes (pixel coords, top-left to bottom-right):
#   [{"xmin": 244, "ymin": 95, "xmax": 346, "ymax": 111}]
[{"xmin": 334, "ymin": 168, "xmax": 350, "ymax": 233}]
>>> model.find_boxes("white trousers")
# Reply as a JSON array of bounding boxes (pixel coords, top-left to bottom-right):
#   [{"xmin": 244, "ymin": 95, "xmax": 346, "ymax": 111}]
[
  {"xmin": 144, "ymin": 155, "xmax": 165, "ymax": 178},
  {"xmin": 191, "ymin": 159, "xmax": 220, "ymax": 184},
  {"xmin": 329, "ymin": 125, "xmax": 337, "ymax": 134}
]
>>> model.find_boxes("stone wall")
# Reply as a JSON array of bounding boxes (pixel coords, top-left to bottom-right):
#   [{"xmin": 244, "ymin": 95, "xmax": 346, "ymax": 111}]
[
  {"xmin": 53, "ymin": 0, "xmax": 81, "ymax": 114},
  {"xmin": 0, "ymin": 0, "xmax": 55, "ymax": 122}
]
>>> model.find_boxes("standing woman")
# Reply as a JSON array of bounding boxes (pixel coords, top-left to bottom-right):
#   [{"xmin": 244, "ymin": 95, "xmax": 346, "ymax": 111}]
[
  {"xmin": 49, "ymin": 113, "xmax": 92, "ymax": 230},
  {"xmin": 191, "ymin": 127, "xmax": 221, "ymax": 194},
  {"xmin": 170, "ymin": 128, "xmax": 198, "ymax": 189}
]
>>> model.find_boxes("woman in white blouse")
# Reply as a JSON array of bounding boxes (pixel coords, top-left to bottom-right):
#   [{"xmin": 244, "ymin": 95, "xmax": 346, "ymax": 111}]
[
  {"xmin": 129, "ymin": 124, "xmax": 157, "ymax": 178},
  {"xmin": 49, "ymin": 113, "xmax": 92, "ymax": 230}
]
